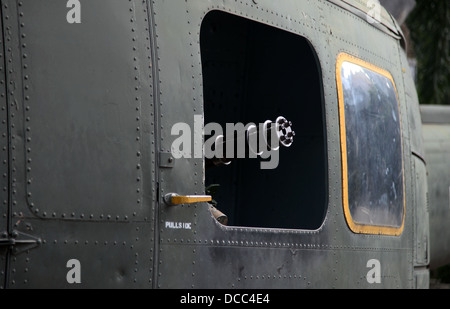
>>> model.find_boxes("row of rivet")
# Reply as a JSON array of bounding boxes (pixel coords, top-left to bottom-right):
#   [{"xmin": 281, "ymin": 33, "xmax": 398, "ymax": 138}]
[
  {"xmin": 0, "ymin": 2, "xmax": 7, "ymax": 233},
  {"xmin": 130, "ymin": 0, "xmax": 156, "ymax": 285},
  {"xmin": 130, "ymin": 0, "xmax": 144, "ymax": 216},
  {"xmin": 6, "ymin": 3, "xmax": 18, "ymax": 219},
  {"xmin": 3, "ymin": 1, "xmax": 25, "ymax": 286},
  {"xmin": 0, "ymin": 5, "xmax": 8, "ymax": 287},
  {"xmin": 18, "ymin": 2, "xmax": 32, "ymax": 220}
]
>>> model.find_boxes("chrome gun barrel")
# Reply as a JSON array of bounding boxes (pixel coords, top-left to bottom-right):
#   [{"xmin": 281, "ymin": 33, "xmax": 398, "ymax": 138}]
[{"xmin": 205, "ymin": 116, "xmax": 295, "ymax": 168}]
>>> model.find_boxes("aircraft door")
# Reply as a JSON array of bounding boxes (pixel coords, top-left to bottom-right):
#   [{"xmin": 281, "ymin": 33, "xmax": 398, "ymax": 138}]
[
  {"xmin": 0, "ymin": 0, "xmax": 157, "ymax": 288},
  {"xmin": 153, "ymin": 4, "xmax": 328, "ymax": 288}
]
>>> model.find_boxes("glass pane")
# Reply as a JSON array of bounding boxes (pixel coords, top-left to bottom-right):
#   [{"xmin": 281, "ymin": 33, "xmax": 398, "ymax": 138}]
[{"xmin": 341, "ymin": 61, "xmax": 404, "ymax": 229}]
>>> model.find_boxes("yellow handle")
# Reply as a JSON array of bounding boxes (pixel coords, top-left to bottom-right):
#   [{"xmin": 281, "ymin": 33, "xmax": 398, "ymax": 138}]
[{"xmin": 164, "ymin": 193, "xmax": 212, "ymax": 206}]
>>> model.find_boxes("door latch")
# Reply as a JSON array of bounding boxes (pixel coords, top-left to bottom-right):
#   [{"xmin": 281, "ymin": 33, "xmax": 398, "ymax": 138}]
[
  {"xmin": 0, "ymin": 230, "xmax": 42, "ymax": 254},
  {"xmin": 163, "ymin": 193, "xmax": 212, "ymax": 206}
]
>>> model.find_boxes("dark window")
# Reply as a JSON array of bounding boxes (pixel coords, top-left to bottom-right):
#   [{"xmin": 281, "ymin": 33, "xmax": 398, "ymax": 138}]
[
  {"xmin": 200, "ymin": 11, "xmax": 327, "ymax": 230},
  {"xmin": 337, "ymin": 54, "xmax": 404, "ymax": 235}
]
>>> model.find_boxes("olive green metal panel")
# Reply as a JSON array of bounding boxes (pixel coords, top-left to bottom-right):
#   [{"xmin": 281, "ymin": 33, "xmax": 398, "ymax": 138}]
[
  {"xmin": 20, "ymin": 0, "xmax": 152, "ymax": 221},
  {"xmin": 413, "ymin": 158, "xmax": 429, "ymax": 267},
  {"xmin": 398, "ymin": 36, "xmax": 429, "ymax": 285},
  {"xmin": 0, "ymin": 0, "xmax": 427, "ymax": 289},
  {"xmin": 1, "ymin": 0, "xmax": 157, "ymax": 288},
  {"xmin": 400, "ymin": 47, "xmax": 425, "ymax": 159},
  {"xmin": 0, "ymin": 4, "xmax": 8, "ymax": 288},
  {"xmin": 7, "ymin": 221, "xmax": 154, "ymax": 288},
  {"xmin": 153, "ymin": 0, "xmax": 414, "ymax": 288},
  {"xmin": 414, "ymin": 267, "xmax": 430, "ymax": 289}
]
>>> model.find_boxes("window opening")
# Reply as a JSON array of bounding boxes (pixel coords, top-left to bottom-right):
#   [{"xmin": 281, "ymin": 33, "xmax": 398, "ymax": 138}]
[{"xmin": 201, "ymin": 11, "xmax": 327, "ymax": 230}]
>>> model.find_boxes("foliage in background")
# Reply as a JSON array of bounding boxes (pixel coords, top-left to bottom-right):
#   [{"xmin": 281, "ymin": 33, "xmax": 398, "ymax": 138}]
[{"xmin": 406, "ymin": 0, "xmax": 450, "ymax": 105}]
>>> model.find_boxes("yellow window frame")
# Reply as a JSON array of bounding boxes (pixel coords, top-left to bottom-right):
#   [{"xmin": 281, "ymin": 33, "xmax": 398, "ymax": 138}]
[{"xmin": 336, "ymin": 53, "xmax": 405, "ymax": 236}]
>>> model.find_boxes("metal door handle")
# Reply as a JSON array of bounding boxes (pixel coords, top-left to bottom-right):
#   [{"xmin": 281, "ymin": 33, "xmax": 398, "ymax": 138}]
[{"xmin": 164, "ymin": 193, "xmax": 212, "ymax": 206}]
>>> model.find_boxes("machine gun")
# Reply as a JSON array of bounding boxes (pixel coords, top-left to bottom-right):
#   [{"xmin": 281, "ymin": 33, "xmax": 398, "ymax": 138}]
[{"xmin": 205, "ymin": 116, "xmax": 295, "ymax": 168}]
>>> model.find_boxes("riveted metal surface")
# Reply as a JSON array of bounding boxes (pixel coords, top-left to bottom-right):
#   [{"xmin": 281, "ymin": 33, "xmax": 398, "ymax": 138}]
[
  {"xmin": 1, "ymin": 0, "xmax": 24, "ymax": 289},
  {"xmin": 1, "ymin": 0, "xmax": 157, "ymax": 288},
  {"xmin": 153, "ymin": 0, "xmax": 414, "ymax": 288},
  {"xmin": 18, "ymin": 0, "xmax": 155, "ymax": 221},
  {"xmin": 399, "ymin": 49, "xmax": 424, "ymax": 158},
  {"xmin": 6, "ymin": 219, "xmax": 155, "ymax": 288},
  {"xmin": 0, "ymin": 0, "xmax": 427, "ymax": 288},
  {"xmin": 0, "ymin": 2, "xmax": 8, "ymax": 289},
  {"xmin": 399, "ymin": 41, "xmax": 428, "ymax": 277}
]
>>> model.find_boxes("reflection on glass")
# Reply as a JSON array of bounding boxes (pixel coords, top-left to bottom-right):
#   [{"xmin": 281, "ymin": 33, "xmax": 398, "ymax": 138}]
[{"xmin": 341, "ymin": 61, "xmax": 404, "ymax": 228}]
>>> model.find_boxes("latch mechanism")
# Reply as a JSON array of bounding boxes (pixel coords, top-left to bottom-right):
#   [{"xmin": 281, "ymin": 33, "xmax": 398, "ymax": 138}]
[
  {"xmin": 0, "ymin": 230, "xmax": 42, "ymax": 254},
  {"xmin": 163, "ymin": 193, "xmax": 212, "ymax": 206}
]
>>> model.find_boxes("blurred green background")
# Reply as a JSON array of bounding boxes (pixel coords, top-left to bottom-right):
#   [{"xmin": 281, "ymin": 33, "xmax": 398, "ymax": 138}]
[
  {"xmin": 406, "ymin": 0, "xmax": 449, "ymax": 106},
  {"xmin": 381, "ymin": 0, "xmax": 449, "ymax": 106}
]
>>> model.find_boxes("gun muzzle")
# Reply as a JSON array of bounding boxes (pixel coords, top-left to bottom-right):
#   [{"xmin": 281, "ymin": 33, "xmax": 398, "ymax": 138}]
[{"xmin": 205, "ymin": 116, "xmax": 295, "ymax": 168}]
